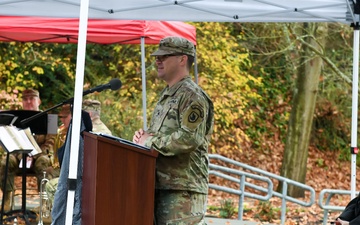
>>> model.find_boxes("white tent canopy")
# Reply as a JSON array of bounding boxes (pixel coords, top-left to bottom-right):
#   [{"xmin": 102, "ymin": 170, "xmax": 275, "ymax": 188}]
[
  {"xmin": 0, "ymin": 1, "xmax": 359, "ymax": 224},
  {"xmin": 0, "ymin": 0, "xmax": 355, "ymax": 23}
]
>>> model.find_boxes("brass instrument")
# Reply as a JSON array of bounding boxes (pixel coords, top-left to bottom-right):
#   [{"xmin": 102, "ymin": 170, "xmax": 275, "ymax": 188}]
[{"xmin": 38, "ymin": 171, "xmax": 50, "ymax": 225}]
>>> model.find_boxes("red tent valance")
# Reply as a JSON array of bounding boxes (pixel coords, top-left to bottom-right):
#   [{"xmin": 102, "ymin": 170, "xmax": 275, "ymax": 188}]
[{"xmin": 0, "ymin": 16, "xmax": 196, "ymax": 45}]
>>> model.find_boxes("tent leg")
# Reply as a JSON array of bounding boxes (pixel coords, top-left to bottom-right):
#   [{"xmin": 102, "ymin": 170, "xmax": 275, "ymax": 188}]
[{"xmin": 350, "ymin": 23, "xmax": 359, "ymax": 199}]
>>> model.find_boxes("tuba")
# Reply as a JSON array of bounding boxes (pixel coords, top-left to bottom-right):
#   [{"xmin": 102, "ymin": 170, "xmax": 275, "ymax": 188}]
[{"xmin": 38, "ymin": 171, "xmax": 50, "ymax": 225}]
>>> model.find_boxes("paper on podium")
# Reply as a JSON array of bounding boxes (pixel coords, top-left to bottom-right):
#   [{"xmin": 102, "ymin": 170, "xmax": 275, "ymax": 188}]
[
  {"xmin": 94, "ymin": 132, "xmax": 151, "ymax": 151},
  {"xmin": 0, "ymin": 126, "xmax": 42, "ymax": 155}
]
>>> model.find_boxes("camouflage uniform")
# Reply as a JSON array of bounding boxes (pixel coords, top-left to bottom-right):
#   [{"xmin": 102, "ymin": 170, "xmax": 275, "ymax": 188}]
[
  {"xmin": 0, "ymin": 88, "xmax": 55, "ymax": 211},
  {"xmin": 46, "ymin": 100, "xmax": 112, "ymax": 207},
  {"xmin": 144, "ymin": 37, "xmax": 214, "ymax": 225},
  {"xmin": 83, "ymin": 99, "xmax": 112, "ymax": 135},
  {"xmin": 45, "ymin": 104, "xmax": 71, "ymax": 206},
  {"xmin": 44, "ymin": 124, "xmax": 67, "ymax": 206},
  {"xmin": 0, "ymin": 133, "xmax": 55, "ymax": 192}
]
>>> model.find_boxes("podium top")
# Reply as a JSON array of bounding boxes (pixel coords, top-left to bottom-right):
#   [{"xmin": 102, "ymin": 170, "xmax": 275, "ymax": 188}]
[{"xmin": 94, "ymin": 132, "xmax": 151, "ymax": 152}]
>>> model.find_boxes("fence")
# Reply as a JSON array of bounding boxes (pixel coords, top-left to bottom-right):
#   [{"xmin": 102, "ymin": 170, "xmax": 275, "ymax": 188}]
[
  {"xmin": 209, "ymin": 154, "xmax": 316, "ymax": 225},
  {"xmin": 318, "ymin": 189, "xmax": 357, "ymax": 225}
]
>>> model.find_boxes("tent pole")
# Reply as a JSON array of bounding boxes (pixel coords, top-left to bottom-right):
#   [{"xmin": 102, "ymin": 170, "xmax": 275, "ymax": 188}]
[
  {"xmin": 141, "ymin": 36, "xmax": 148, "ymax": 130},
  {"xmin": 194, "ymin": 48, "xmax": 198, "ymax": 84},
  {"xmin": 351, "ymin": 23, "xmax": 359, "ymax": 199},
  {"xmin": 65, "ymin": 0, "xmax": 90, "ymax": 224}
]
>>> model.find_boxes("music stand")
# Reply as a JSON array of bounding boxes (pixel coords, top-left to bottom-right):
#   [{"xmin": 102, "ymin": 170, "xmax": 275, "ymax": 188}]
[
  {"xmin": 0, "ymin": 111, "xmax": 47, "ymax": 225},
  {"xmin": 0, "ymin": 113, "xmax": 17, "ymax": 126},
  {"xmin": 0, "ymin": 110, "xmax": 48, "ymax": 134}
]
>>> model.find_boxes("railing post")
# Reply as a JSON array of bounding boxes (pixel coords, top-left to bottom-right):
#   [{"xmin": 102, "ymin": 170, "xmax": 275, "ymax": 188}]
[
  {"xmin": 238, "ymin": 175, "xmax": 245, "ymax": 220},
  {"xmin": 281, "ymin": 181, "xmax": 287, "ymax": 225}
]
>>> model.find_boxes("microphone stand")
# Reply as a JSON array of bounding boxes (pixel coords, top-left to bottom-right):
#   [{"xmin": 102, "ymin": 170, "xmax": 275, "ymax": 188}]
[
  {"xmin": 20, "ymin": 98, "xmax": 73, "ymax": 127},
  {"xmin": 20, "ymin": 84, "xmax": 108, "ymax": 126}
]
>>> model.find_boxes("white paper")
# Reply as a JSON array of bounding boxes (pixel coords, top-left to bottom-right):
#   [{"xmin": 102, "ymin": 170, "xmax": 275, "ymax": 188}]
[
  {"xmin": 22, "ymin": 127, "xmax": 42, "ymax": 156},
  {"xmin": 0, "ymin": 126, "xmax": 18, "ymax": 152},
  {"xmin": 0, "ymin": 126, "xmax": 37, "ymax": 153},
  {"xmin": 47, "ymin": 114, "xmax": 58, "ymax": 135}
]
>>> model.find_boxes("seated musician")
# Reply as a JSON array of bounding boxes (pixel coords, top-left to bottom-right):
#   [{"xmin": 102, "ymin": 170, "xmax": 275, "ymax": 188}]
[{"xmin": 0, "ymin": 89, "xmax": 56, "ymax": 211}]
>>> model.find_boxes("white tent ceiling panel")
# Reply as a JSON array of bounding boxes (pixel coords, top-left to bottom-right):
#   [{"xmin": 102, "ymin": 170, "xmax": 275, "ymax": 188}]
[{"xmin": 0, "ymin": 0, "xmax": 354, "ymax": 23}]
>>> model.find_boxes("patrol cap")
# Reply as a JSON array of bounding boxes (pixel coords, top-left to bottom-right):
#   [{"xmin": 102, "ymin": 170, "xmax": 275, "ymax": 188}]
[
  {"xmin": 22, "ymin": 89, "xmax": 39, "ymax": 98},
  {"xmin": 82, "ymin": 99, "xmax": 101, "ymax": 112},
  {"xmin": 151, "ymin": 36, "xmax": 195, "ymax": 57},
  {"xmin": 59, "ymin": 104, "xmax": 71, "ymax": 117}
]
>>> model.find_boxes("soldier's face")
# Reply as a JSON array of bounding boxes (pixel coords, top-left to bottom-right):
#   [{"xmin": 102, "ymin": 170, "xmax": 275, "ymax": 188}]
[
  {"xmin": 155, "ymin": 55, "xmax": 185, "ymax": 84},
  {"xmin": 22, "ymin": 96, "xmax": 41, "ymax": 111},
  {"xmin": 60, "ymin": 114, "xmax": 72, "ymax": 129}
]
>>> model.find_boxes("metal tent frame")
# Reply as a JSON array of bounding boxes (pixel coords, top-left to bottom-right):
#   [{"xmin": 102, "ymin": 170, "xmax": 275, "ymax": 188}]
[{"xmin": 0, "ymin": 0, "xmax": 359, "ymax": 224}]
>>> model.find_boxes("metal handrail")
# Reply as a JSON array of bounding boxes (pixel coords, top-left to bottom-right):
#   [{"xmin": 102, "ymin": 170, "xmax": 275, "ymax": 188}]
[
  {"xmin": 209, "ymin": 154, "xmax": 316, "ymax": 225},
  {"xmin": 209, "ymin": 164, "xmax": 273, "ymax": 220},
  {"xmin": 318, "ymin": 189, "xmax": 357, "ymax": 225}
]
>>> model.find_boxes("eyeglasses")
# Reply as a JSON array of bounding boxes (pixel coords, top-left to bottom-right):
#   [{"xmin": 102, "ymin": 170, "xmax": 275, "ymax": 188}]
[{"xmin": 155, "ymin": 54, "xmax": 183, "ymax": 62}]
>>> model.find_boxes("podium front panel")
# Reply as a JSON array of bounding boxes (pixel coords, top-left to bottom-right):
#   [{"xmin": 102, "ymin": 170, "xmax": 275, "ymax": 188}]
[{"xmin": 82, "ymin": 132, "xmax": 158, "ymax": 225}]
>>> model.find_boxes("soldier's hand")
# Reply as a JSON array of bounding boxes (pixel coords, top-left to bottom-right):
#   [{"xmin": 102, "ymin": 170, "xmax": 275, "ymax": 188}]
[{"xmin": 133, "ymin": 129, "xmax": 145, "ymax": 144}]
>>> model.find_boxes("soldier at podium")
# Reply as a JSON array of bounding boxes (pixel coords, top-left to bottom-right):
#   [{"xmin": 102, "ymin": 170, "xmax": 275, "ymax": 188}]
[
  {"xmin": 133, "ymin": 36, "xmax": 214, "ymax": 225},
  {"xmin": 0, "ymin": 89, "xmax": 56, "ymax": 211}
]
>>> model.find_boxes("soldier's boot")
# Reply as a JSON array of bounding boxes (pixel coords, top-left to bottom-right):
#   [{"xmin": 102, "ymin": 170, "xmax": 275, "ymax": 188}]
[{"xmin": 3, "ymin": 191, "xmax": 12, "ymax": 211}]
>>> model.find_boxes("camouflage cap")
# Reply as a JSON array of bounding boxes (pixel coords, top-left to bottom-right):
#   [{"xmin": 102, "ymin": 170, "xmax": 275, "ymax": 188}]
[
  {"xmin": 82, "ymin": 99, "xmax": 101, "ymax": 112},
  {"xmin": 59, "ymin": 104, "xmax": 71, "ymax": 117},
  {"xmin": 22, "ymin": 89, "xmax": 39, "ymax": 98},
  {"xmin": 151, "ymin": 36, "xmax": 195, "ymax": 57}
]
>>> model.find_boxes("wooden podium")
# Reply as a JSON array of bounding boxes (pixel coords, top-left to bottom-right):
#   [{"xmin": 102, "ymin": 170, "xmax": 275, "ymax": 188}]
[{"xmin": 82, "ymin": 132, "xmax": 158, "ymax": 225}]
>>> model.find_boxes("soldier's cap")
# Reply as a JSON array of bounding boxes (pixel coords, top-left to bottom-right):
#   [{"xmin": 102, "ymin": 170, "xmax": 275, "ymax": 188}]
[
  {"xmin": 22, "ymin": 89, "xmax": 39, "ymax": 98},
  {"xmin": 151, "ymin": 36, "xmax": 195, "ymax": 57},
  {"xmin": 82, "ymin": 99, "xmax": 101, "ymax": 112},
  {"xmin": 59, "ymin": 104, "xmax": 71, "ymax": 117}
]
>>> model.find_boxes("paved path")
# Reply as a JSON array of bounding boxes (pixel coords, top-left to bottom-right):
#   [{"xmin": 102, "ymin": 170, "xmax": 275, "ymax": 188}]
[
  {"xmin": 10, "ymin": 195, "xmax": 275, "ymax": 225},
  {"xmin": 205, "ymin": 217, "xmax": 261, "ymax": 225}
]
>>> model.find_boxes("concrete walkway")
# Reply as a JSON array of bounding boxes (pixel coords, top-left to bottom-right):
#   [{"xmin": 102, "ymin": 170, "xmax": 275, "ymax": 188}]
[
  {"xmin": 10, "ymin": 195, "xmax": 274, "ymax": 225},
  {"xmin": 205, "ymin": 217, "xmax": 261, "ymax": 225}
]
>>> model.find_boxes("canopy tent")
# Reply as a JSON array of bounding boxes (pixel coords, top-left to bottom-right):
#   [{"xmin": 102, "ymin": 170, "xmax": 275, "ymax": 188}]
[
  {"xmin": 0, "ymin": 0, "xmax": 354, "ymax": 23},
  {"xmin": 0, "ymin": 16, "xmax": 196, "ymax": 130},
  {"xmin": 0, "ymin": 1, "xmax": 359, "ymax": 224},
  {"xmin": 0, "ymin": 16, "xmax": 197, "ymax": 224},
  {"xmin": 0, "ymin": 16, "xmax": 196, "ymax": 44}
]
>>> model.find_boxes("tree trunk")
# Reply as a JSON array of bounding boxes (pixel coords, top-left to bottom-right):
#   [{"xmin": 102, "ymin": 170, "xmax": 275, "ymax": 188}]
[{"xmin": 278, "ymin": 22, "xmax": 328, "ymax": 197}]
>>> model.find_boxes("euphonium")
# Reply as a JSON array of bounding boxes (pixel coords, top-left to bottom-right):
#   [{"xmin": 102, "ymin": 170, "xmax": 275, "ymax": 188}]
[{"xmin": 38, "ymin": 171, "xmax": 50, "ymax": 225}]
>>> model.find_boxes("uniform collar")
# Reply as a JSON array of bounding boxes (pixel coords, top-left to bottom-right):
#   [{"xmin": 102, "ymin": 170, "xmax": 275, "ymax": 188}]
[{"xmin": 163, "ymin": 76, "xmax": 191, "ymax": 97}]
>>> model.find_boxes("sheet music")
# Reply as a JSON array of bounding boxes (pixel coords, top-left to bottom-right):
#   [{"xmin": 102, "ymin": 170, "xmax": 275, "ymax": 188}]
[
  {"xmin": 0, "ymin": 126, "xmax": 19, "ymax": 152},
  {"xmin": 22, "ymin": 127, "xmax": 42, "ymax": 156},
  {"xmin": 0, "ymin": 125, "xmax": 38, "ymax": 153}
]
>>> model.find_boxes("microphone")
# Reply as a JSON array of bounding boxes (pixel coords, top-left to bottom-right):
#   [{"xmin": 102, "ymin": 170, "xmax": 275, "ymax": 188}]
[
  {"xmin": 83, "ymin": 78, "xmax": 122, "ymax": 96},
  {"xmin": 20, "ymin": 78, "xmax": 122, "ymax": 127}
]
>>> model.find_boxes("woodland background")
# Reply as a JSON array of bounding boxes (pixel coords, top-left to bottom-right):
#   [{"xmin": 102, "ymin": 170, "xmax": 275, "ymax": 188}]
[{"xmin": 0, "ymin": 22, "xmax": 358, "ymax": 223}]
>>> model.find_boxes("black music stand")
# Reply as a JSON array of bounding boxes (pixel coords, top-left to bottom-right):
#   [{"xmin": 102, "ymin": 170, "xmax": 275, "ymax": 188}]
[
  {"xmin": 0, "ymin": 147, "xmax": 35, "ymax": 225},
  {"xmin": 0, "ymin": 111, "xmax": 47, "ymax": 225},
  {"xmin": 0, "ymin": 110, "xmax": 48, "ymax": 134},
  {"xmin": 0, "ymin": 114, "xmax": 17, "ymax": 126}
]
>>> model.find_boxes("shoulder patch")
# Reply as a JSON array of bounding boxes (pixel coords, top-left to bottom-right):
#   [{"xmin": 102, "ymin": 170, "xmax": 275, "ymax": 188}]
[{"xmin": 182, "ymin": 103, "xmax": 205, "ymax": 131}]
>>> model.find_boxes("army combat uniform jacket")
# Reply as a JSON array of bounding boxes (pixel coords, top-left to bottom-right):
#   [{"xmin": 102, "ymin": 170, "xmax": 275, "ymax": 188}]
[{"xmin": 144, "ymin": 76, "xmax": 214, "ymax": 194}]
